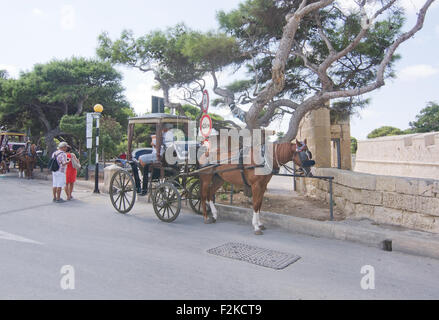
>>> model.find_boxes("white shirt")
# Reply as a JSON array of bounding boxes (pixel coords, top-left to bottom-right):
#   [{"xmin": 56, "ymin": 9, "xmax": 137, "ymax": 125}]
[
  {"xmin": 163, "ymin": 130, "xmax": 174, "ymax": 147},
  {"xmin": 150, "ymin": 130, "xmax": 174, "ymax": 157}
]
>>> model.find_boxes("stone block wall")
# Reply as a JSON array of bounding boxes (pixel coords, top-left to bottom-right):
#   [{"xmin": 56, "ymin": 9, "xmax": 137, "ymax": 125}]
[
  {"xmin": 297, "ymin": 168, "xmax": 439, "ymax": 233},
  {"xmin": 355, "ymin": 132, "xmax": 439, "ymax": 180}
]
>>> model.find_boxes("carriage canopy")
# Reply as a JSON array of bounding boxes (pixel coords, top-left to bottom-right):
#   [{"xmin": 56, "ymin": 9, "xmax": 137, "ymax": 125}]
[{"xmin": 127, "ymin": 113, "xmax": 191, "ymax": 160}]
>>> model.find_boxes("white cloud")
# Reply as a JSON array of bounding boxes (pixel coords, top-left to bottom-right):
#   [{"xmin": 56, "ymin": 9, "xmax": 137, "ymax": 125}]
[
  {"xmin": 336, "ymin": 0, "xmax": 438, "ymax": 16},
  {"xmin": 400, "ymin": 0, "xmax": 439, "ymax": 13},
  {"xmin": 399, "ymin": 64, "xmax": 439, "ymax": 81},
  {"xmin": 32, "ymin": 8, "xmax": 44, "ymax": 16},
  {"xmin": 126, "ymin": 83, "xmax": 162, "ymax": 115},
  {"xmin": 0, "ymin": 64, "xmax": 20, "ymax": 78},
  {"xmin": 60, "ymin": 5, "xmax": 76, "ymax": 30}
]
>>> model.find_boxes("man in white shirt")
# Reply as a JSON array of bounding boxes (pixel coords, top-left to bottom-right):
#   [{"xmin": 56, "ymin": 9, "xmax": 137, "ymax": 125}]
[
  {"xmin": 137, "ymin": 124, "xmax": 174, "ymax": 195},
  {"xmin": 52, "ymin": 142, "xmax": 70, "ymax": 203}
]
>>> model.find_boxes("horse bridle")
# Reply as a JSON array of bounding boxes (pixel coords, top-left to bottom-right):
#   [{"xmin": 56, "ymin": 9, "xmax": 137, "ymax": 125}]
[{"xmin": 273, "ymin": 142, "xmax": 313, "ymax": 177}]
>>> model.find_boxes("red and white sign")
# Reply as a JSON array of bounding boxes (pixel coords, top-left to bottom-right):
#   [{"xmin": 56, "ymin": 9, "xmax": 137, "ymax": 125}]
[
  {"xmin": 201, "ymin": 90, "xmax": 209, "ymax": 114},
  {"xmin": 199, "ymin": 114, "xmax": 212, "ymax": 138}
]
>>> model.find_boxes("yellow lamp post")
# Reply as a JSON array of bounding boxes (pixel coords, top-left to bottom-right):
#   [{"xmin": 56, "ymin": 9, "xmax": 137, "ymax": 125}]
[{"xmin": 93, "ymin": 104, "xmax": 103, "ymax": 193}]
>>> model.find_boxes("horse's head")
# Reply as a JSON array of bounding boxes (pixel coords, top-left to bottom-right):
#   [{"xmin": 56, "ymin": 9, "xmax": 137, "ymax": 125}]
[
  {"xmin": 30, "ymin": 144, "xmax": 38, "ymax": 156},
  {"xmin": 292, "ymin": 139, "xmax": 315, "ymax": 177}
]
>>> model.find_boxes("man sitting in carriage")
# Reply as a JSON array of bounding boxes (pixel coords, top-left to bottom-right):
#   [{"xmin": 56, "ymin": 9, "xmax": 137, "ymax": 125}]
[{"xmin": 133, "ymin": 123, "xmax": 175, "ymax": 196}]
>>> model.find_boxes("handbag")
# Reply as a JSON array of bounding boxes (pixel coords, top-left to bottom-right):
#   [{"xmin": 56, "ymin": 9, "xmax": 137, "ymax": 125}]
[{"xmin": 71, "ymin": 155, "xmax": 81, "ymax": 170}]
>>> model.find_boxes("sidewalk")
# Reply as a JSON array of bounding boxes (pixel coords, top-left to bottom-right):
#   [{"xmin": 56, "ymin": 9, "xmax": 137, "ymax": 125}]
[
  {"xmin": 216, "ymin": 204, "xmax": 439, "ymax": 260},
  {"xmin": 32, "ymin": 169, "xmax": 439, "ymax": 260},
  {"xmin": 33, "ymin": 170, "xmax": 106, "ymax": 193}
]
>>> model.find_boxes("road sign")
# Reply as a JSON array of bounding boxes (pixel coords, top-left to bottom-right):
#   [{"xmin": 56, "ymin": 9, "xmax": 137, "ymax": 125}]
[
  {"xmin": 201, "ymin": 90, "xmax": 209, "ymax": 113},
  {"xmin": 86, "ymin": 113, "xmax": 93, "ymax": 149},
  {"xmin": 199, "ymin": 114, "xmax": 212, "ymax": 138}
]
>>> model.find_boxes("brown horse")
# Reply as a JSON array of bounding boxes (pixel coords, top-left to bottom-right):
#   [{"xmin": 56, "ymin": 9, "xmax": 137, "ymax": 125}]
[
  {"xmin": 14, "ymin": 144, "xmax": 38, "ymax": 179},
  {"xmin": 199, "ymin": 139, "xmax": 313, "ymax": 235},
  {"xmin": 0, "ymin": 147, "xmax": 14, "ymax": 174}
]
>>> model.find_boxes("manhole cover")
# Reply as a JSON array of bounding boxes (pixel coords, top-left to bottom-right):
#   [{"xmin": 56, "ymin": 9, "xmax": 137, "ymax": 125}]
[{"xmin": 207, "ymin": 242, "xmax": 301, "ymax": 270}]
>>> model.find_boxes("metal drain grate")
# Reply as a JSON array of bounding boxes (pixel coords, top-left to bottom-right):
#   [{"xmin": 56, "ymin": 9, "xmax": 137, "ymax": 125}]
[{"xmin": 207, "ymin": 242, "xmax": 301, "ymax": 270}]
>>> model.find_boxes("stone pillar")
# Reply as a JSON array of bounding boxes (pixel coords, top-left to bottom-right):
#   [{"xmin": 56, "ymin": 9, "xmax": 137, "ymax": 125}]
[
  {"xmin": 104, "ymin": 164, "xmax": 120, "ymax": 194},
  {"xmin": 296, "ymin": 106, "xmax": 331, "ymax": 168},
  {"xmin": 330, "ymin": 120, "xmax": 352, "ymax": 170}
]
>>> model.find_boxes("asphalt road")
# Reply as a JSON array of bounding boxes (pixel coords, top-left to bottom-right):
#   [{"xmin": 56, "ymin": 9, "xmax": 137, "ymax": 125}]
[{"xmin": 1, "ymin": 174, "xmax": 439, "ymax": 299}]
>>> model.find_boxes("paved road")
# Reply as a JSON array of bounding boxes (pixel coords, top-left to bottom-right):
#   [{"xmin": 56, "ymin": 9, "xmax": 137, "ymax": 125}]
[{"xmin": 1, "ymin": 174, "xmax": 439, "ymax": 299}]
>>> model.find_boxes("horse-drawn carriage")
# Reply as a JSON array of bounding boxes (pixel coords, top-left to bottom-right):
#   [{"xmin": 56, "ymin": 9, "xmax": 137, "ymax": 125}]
[
  {"xmin": 109, "ymin": 112, "xmax": 315, "ymax": 234},
  {"xmin": 0, "ymin": 131, "xmax": 38, "ymax": 177},
  {"xmin": 109, "ymin": 113, "xmax": 206, "ymax": 222},
  {"xmin": 0, "ymin": 132, "xmax": 27, "ymax": 173}
]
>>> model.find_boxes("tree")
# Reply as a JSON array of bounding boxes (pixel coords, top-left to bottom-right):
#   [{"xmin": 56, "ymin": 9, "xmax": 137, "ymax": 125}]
[
  {"xmin": 97, "ymin": 25, "xmax": 244, "ymax": 125},
  {"xmin": 59, "ymin": 114, "xmax": 86, "ymax": 152},
  {"xmin": 351, "ymin": 137, "xmax": 358, "ymax": 154},
  {"xmin": 0, "ymin": 58, "xmax": 131, "ymax": 153},
  {"xmin": 367, "ymin": 126, "xmax": 404, "ymax": 139},
  {"xmin": 60, "ymin": 114, "xmax": 123, "ymax": 161},
  {"xmin": 97, "ymin": 25, "xmax": 204, "ymax": 116},
  {"xmin": 96, "ymin": 0, "xmax": 435, "ymax": 144},
  {"xmin": 191, "ymin": 0, "xmax": 434, "ymax": 141},
  {"xmin": 409, "ymin": 101, "xmax": 439, "ymax": 133},
  {"xmin": 0, "ymin": 70, "xmax": 8, "ymax": 80},
  {"xmin": 100, "ymin": 116, "xmax": 124, "ymax": 160}
]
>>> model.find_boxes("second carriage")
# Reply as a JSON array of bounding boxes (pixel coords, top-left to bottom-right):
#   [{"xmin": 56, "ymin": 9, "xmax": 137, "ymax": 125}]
[{"xmin": 109, "ymin": 113, "xmax": 208, "ymax": 222}]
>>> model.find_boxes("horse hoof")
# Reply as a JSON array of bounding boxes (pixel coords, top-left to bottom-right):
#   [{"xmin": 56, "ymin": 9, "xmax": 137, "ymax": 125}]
[
  {"xmin": 212, "ymin": 217, "xmax": 217, "ymax": 223},
  {"xmin": 204, "ymin": 218, "xmax": 215, "ymax": 224},
  {"xmin": 254, "ymin": 230, "xmax": 264, "ymax": 236},
  {"xmin": 259, "ymin": 225, "xmax": 266, "ymax": 230}
]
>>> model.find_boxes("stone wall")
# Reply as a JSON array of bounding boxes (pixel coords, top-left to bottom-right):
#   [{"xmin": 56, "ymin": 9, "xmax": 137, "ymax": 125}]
[
  {"xmin": 355, "ymin": 132, "xmax": 439, "ymax": 180},
  {"xmin": 296, "ymin": 168, "xmax": 439, "ymax": 233}
]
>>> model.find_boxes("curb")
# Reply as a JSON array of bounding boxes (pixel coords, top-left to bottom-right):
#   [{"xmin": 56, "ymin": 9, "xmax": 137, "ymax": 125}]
[{"xmin": 215, "ymin": 204, "xmax": 439, "ymax": 260}]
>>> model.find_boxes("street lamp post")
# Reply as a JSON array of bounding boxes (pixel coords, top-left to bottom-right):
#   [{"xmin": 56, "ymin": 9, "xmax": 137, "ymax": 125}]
[{"xmin": 93, "ymin": 104, "xmax": 103, "ymax": 194}]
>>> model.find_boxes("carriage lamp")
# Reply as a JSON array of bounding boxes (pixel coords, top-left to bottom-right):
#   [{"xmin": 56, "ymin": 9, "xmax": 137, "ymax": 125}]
[{"xmin": 93, "ymin": 104, "xmax": 103, "ymax": 193}]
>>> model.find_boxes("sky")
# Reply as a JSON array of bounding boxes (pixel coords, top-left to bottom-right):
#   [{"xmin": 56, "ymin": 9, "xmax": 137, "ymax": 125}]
[{"xmin": 0, "ymin": 0, "xmax": 438, "ymax": 140}]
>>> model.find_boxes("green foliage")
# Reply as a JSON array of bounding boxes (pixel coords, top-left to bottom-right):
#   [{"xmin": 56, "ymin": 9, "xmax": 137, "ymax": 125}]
[
  {"xmin": 59, "ymin": 114, "xmax": 86, "ymax": 146},
  {"xmin": 97, "ymin": 25, "xmax": 204, "ymax": 87},
  {"xmin": 367, "ymin": 126, "xmax": 404, "ymax": 139},
  {"xmin": 100, "ymin": 116, "xmax": 124, "ymax": 159},
  {"xmin": 351, "ymin": 137, "xmax": 358, "ymax": 154},
  {"xmin": 0, "ymin": 70, "xmax": 8, "ymax": 80},
  {"xmin": 0, "ymin": 58, "xmax": 131, "ymax": 152},
  {"xmin": 180, "ymin": 31, "xmax": 244, "ymax": 71},
  {"xmin": 331, "ymin": 98, "xmax": 370, "ymax": 124},
  {"xmin": 133, "ymin": 124, "xmax": 152, "ymax": 148},
  {"xmin": 409, "ymin": 102, "xmax": 439, "ymax": 133},
  {"xmin": 0, "ymin": 57, "xmax": 133, "ymax": 154}
]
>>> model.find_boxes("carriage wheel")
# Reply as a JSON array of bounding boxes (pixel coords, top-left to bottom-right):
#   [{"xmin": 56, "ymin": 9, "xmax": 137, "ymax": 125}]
[
  {"xmin": 188, "ymin": 179, "xmax": 211, "ymax": 215},
  {"xmin": 188, "ymin": 179, "xmax": 202, "ymax": 215},
  {"xmin": 152, "ymin": 182, "xmax": 181, "ymax": 222},
  {"xmin": 110, "ymin": 170, "xmax": 136, "ymax": 214}
]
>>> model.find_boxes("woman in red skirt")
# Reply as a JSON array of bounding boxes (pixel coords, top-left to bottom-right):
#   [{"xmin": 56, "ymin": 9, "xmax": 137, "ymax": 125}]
[{"xmin": 65, "ymin": 145, "xmax": 78, "ymax": 201}]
